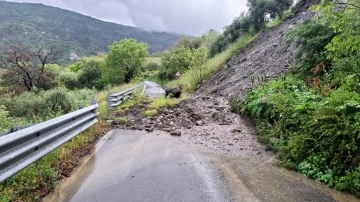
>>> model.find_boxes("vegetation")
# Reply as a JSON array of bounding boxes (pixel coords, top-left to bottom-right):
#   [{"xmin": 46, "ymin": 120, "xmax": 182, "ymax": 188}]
[
  {"xmin": 103, "ymin": 39, "xmax": 148, "ymax": 85},
  {"xmin": 0, "ymin": 0, "xmax": 302, "ymax": 200},
  {"xmin": 0, "ymin": 1, "xmax": 180, "ymax": 64},
  {"xmin": 237, "ymin": 0, "xmax": 360, "ymax": 196}
]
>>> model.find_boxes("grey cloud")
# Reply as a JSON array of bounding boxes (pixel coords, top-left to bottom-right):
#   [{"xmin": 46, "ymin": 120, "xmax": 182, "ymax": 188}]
[{"xmin": 9, "ymin": 0, "xmax": 247, "ymax": 36}]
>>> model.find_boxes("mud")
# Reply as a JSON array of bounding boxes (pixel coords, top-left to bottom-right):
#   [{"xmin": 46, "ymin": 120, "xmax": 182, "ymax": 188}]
[{"xmin": 198, "ymin": 0, "xmax": 320, "ymax": 99}]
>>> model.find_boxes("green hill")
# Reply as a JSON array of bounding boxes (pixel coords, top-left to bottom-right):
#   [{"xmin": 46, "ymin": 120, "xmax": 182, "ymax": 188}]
[{"xmin": 0, "ymin": 1, "xmax": 181, "ymax": 63}]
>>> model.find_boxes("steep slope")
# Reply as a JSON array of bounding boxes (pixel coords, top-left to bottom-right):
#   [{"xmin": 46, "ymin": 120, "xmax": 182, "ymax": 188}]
[
  {"xmin": 0, "ymin": 1, "xmax": 181, "ymax": 63},
  {"xmin": 199, "ymin": 0, "xmax": 319, "ymax": 99}
]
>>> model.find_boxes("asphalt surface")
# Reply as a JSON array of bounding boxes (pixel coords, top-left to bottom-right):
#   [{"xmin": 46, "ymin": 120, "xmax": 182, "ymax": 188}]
[
  {"xmin": 143, "ymin": 81, "xmax": 166, "ymax": 97},
  {"xmin": 46, "ymin": 130, "xmax": 232, "ymax": 202},
  {"xmin": 43, "ymin": 129, "xmax": 360, "ymax": 202}
]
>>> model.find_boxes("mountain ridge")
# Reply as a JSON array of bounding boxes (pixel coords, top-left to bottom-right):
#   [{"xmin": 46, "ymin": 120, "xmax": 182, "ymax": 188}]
[{"xmin": 0, "ymin": 1, "xmax": 181, "ymax": 63}]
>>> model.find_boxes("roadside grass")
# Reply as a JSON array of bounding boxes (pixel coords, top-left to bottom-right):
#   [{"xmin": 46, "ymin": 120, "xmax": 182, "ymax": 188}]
[
  {"xmin": 167, "ymin": 33, "xmax": 257, "ymax": 93},
  {"xmin": 144, "ymin": 97, "xmax": 180, "ymax": 117},
  {"xmin": 96, "ymin": 83, "xmax": 137, "ymax": 120}
]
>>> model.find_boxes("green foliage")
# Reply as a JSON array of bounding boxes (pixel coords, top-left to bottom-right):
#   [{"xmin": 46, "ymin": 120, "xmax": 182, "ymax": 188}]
[
  {"xmin": 103, "ymin": 39, "xmax": 148, "ymax": 85},
  {"xmin": 240, "ymin": 75, "xmax": 360, "ymax": 196},
  {"xmin": 248, "ymin": 0, "xmax": 293, "ymax": 31},
  {"xmin": 158, "ymin": 47, "xmax": 207, "ymax": 80},
  {"xmin": 0, "ymin": 2, "xmax": 180, "ymax": 64},
  {"xmin": 171, "ymin": 34, "xmax": 256, "ymax": 92},
  {"xmin": 77, "ymin": 58, "xmax": 104, "ymax": 90},
  {"xmin": 0, "ymin": 105, "xmax": 12, "ymax": 133},
  {"xmin": 287, "ymin": 20, "xmax": 335, "ymax": 74},
  {"xmin": 57, "ymin": 70, "xmax": 79, "ymax": 90},
  {"xmin": 315, "ymin": 0, "xmax": 360, "ymax": 59},
  {"xmin": 0, "ymin": 88, "xmax": 96, "ymax": 120}
]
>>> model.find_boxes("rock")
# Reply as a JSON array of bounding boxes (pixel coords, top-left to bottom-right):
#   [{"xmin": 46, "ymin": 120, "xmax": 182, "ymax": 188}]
[
  {"xmin": 106, "ymin": 120, "xmax": 115, "ymax": 125},
  {"xmin": 196, "ymin": 121, "xmax": 204, "ymax": 126},
  {"xmin": 163, "ymin": 128, "xmax": 171, "ymax": 132},
  {"xmin": 169, "ymin": 121, "xmax": 175, "ymax": 126},
  {"xmin": 130, "ymin": 126, "xmax": 136, "ymax": 130},
  {"xmin": 230, "ymin": 128, "xmax": 242, "ymax": 133},
  {"xmin": 145, "ymin": 127, "xmax": 154, "ymax": 132},
  {"xmin": 219, "ymin": 119, "xmax": 232, "ymax": 125},
  {"xmin": 170, "ymin": 130, "xmax": 181, "ymax": 136},
  {"xmin": 144, "ymin": 124, "xmax": 152, "ymax": 129}
]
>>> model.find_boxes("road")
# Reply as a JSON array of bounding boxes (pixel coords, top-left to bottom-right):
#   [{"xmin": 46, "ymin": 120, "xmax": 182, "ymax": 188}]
[
  {"xmin": 44, "ymin": 131, "xmax": 232, "ymax": 202},
  {"xmin": 44, "ymin": 129, "xmax": 359, "ymax": 202},
  {"xmin": 143, "ymin": 81, "xmax": 166, "ymax": 97}
]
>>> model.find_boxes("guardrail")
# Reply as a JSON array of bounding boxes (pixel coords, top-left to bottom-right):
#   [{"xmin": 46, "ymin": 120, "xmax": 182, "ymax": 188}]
[
  {"xmin": 107, "ymin": 82, "xmax": 144, "ymax": 110},
  {"xmin": 0, "ymin": 103, "xmax": 99, "ymax": 183}
]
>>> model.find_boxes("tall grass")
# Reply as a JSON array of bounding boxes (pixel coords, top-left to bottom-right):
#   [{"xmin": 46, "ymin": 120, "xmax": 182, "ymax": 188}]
[{"xmin": 167, "ymin": 33, "xmax": 257, "ymax": 92}]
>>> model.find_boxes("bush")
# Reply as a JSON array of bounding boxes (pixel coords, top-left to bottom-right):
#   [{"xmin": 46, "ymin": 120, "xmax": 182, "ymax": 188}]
[
  {"xmin": 0, "ymin": 88, "xmax": 96, "ymax": 120},
  {"xmin": 77, "ymin": 59, "xmax": 104, "ymax": 90},
  {"xmin": 0, "ymin": 105, "xmax": 12, "ymax": 133},
  {"xmin": 239, "ymin": 75, "xmax": 360, "ymax": 196},
  {"xmin": 158, "ymin": 47, "xmax": 207, "ymax": 80},
  {"xmin": 58, "ymin": 70, "xmax": 79, "ymax": 90}
]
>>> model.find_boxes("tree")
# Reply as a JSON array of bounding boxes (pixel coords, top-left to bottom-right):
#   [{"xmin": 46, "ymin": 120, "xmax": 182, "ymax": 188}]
[
  {"xmin": 103, "ymin": 39, "xmax": 148, "ymax": 85},
  {"xmin": 0, "ymin": 45, "xmax": 60, "ymax": 91},
  {"xmin": 247, "ymin": 0, "xmax": 293, "ymax": 31},
  {"xmin": 159, "ymin": 47, "xmax": 207, "ymax": 80},
  {"xmin": 77, "ymin": 58, "xmax": 104, "ymax": 89}
]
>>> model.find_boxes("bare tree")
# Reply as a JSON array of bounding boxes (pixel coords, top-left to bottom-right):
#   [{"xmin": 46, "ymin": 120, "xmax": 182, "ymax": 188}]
[{"xmin": 0, "ymin": 45, "xmax": 60, "ymax": 91}]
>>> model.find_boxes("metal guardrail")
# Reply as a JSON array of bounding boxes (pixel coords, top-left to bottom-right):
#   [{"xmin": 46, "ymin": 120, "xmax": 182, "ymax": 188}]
[
  {"xmin": 0, "ymin": 103, "xmax": 99, "ymax": 183},
  {"xmin": 107, "ymin": 83, "xmax": 144, "ymax": 110}
]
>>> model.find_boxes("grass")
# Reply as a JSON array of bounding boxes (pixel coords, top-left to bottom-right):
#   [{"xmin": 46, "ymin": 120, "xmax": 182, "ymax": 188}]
[
  {"xmin": 142, "ymin": 97, "xmax": 180, "ymax": 117},
  {"xmin": 96, "ymin": 83, "xmax": 138, "ymax": 120},
  {"xmin": 167, "ymin": 33, "xmax": 257, "ymax": 93}
]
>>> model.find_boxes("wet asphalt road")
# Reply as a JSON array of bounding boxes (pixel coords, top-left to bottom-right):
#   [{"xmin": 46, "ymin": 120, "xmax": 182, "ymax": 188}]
[
  {"xmin": 47, "ymin": 130, "xmax": 232, "ymax": 202},
  {"xmin": 143, "ymin": 81, "xmax": 165, "ymax": 97},
  {"xmin": 44, "ymin": 129, "xmax": 360, "ymax": 202}
]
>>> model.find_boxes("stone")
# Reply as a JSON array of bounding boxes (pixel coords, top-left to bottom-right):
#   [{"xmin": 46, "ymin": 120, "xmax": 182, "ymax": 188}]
[
  {"xmin": 107, "ymin": 120, "xmax": 115, "ymax": 125},
  {"xmin": 145, "ymin": 127, "xmax": 154, "ymax": 132},
  {"xmin": 163, "ymin": 128, "xmax": 171, "ymax": 132},
  {"xmin": 170, "ymin": 130, "xmax": 181, "ymax": 136},
  {"xmin": 196, "ymin": 121, "xmax": 204, "ymax": 126},
  {"xmin": 230, "ymin": 128, "xmax": 242, "ymax": 133}
]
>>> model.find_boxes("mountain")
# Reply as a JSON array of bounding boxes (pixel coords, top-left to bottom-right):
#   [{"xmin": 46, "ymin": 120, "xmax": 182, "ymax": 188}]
[{"xmin": 0, "ymin": 1, "xmax": 181, "ymax": 63}]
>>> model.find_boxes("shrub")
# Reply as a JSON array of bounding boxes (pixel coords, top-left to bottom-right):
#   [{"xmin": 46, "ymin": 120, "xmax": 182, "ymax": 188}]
[
  {"xmin": 240, "ymin": 75, "xmax": 360, "ymax": 196},
  {"xmin": 0, "ymin": 105, "xmax": 12, "ymax": 133},
  {"xmin": 58, "ymin": 70, "xmax": 79, "ymax": 90}
]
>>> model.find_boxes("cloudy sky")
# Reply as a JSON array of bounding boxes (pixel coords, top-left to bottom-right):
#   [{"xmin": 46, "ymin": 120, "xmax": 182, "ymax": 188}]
[{"xmin": 9, "ymin": 0, "xmax": 248, "ymax": 36}]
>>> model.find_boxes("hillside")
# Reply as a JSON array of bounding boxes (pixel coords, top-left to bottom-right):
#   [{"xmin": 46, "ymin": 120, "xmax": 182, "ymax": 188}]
[
  {"xmin": 0, "ymin": 1, "xmax": 181, "ymax": 63},
  {"xmin": 199, "ymin": 0, "xmax": 318, "ymax": 99}
]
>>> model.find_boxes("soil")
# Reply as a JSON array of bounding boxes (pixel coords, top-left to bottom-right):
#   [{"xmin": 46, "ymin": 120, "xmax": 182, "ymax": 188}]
[
  {"xmin": 111, "ymin": 95, "xmax": 272, "ymax": 163},
  {"xmin": 198, "ymin": 0, "xmax": 320, "ymax": 100}
]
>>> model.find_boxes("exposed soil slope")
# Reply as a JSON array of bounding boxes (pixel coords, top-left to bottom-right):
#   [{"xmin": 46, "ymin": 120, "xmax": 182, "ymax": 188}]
[{"xmin": 199, "ymin": 0, "xmax": 319, "ymax": 99}]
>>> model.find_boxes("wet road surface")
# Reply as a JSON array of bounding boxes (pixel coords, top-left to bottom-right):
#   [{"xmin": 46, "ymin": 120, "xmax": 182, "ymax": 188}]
[
  {"xmin": 44, "ymin": 129, "xmax": 360, "ymax": 202},
  {"xmin": 143, "ymin": 81, "xmax": 165, "ymax": 97}
]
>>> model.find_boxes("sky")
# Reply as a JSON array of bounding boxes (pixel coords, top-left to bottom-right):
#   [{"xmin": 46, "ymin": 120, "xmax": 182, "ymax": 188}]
[{"xmin": 8, "ymin": 0, "xmax": 248, "ymax": 36}]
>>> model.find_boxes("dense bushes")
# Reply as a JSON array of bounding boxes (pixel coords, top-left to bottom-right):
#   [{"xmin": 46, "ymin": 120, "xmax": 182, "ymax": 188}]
[
  {"xmin": 238, "ymin": 0, "xmax": 360, "ymax": 196},
  {"xmin": 0, "ymin": 88, "xmax": 96, "ymax": 121},
  {"xmin": 158, "ymin": 47, "xmax": 207, "ymax": 80},
  {"xmin": 239, "ymin": 75, "xmax": 360, "ymax": 196}
]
